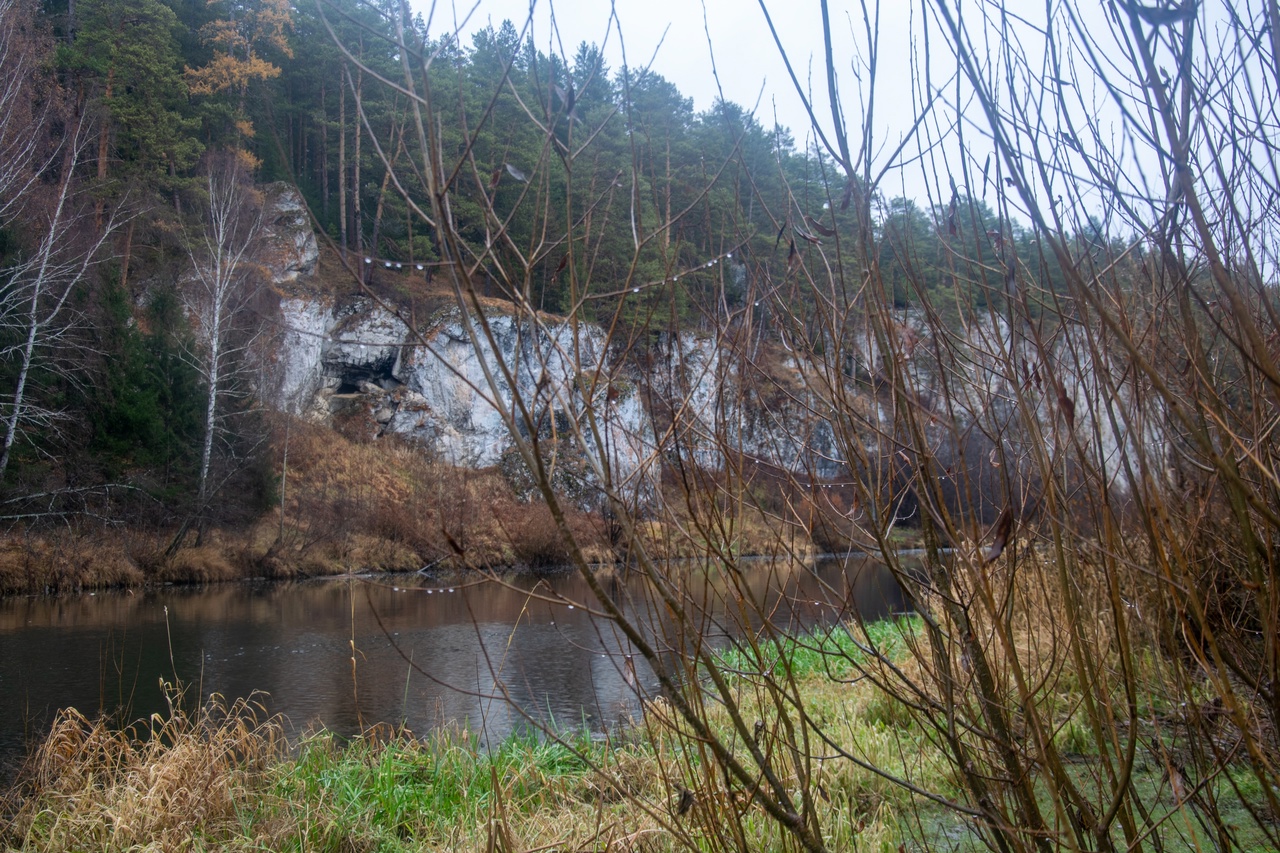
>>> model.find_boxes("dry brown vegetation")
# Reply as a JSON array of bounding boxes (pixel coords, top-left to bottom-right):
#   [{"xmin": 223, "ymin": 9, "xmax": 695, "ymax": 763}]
[
  {"xmin": 266, "ymin": 420, "xmax": 616, "ymax": 572},
  {"xmin": 0, "ymin": 413, "xmax": 828, "ymax": 594},
  {"xmin": 0, "ymin": 536, "xmax": 143, "ymax": 595},
  {"xmin": 0, "ymin": 423, "xmax": 636, "ymax": 594},
  {"xmin": 7, "ymin": 0, "xmax": 1280, "ymax": 849},
  {"xmin": 2, "ymin": 688, "xmax": 284, "ymax": 850}
]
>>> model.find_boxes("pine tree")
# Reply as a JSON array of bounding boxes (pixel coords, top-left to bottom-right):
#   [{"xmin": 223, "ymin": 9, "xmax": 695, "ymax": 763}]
[{"xmin": 62, "ymin": 0, "xmax": 201, "ymax": 206}]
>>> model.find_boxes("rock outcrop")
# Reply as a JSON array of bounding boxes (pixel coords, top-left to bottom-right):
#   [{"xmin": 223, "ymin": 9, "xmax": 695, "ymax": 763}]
[
  {"xmin": 261, "ymin": 183, "xmax": 319, "ymax": 284},
  {"xmin": 269, "ymin": 292, "xmax": 852, "ymax": 509},
  {"xmin": 269, "ymin": 283, "xmax": 1136, "ymax": 524},
  {"xmin": 274, "ymin": 298, "xmax": 662, "ymax": 501}
]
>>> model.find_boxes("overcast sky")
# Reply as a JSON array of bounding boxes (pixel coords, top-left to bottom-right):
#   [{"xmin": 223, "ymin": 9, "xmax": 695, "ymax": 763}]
[
  {"xmin": 417, "ymin": 1, "xmax": 1190, "ymax": 218},
  {"xmin": 430, "ymin": 1, "xmax": 886, "ymax": 145},
  {"xmin": 421, "ymin": 0, "xmax": 950, "ymax": 202},
  {"xmin": 424, "ymin": 0, "xmax": 1064, "ymax": 206}
]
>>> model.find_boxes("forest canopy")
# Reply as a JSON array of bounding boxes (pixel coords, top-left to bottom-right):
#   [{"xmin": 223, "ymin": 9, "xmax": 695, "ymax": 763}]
[{"xmin": 0, "ymin": 0, "xmax": 1085, "ymax": 527}]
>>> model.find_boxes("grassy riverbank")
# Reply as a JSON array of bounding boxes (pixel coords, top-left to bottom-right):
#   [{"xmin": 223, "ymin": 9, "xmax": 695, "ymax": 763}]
[
  {"xmin": 0, "ymin": 420, "xmax": 834, "ymax": 596},
  {"xmin": 0, "ymin": 619, "xmax": 909, "ymax": 851},
  {"xmin": 4, "ymin": 616, "xmax": 1271, "ymax": 852}
]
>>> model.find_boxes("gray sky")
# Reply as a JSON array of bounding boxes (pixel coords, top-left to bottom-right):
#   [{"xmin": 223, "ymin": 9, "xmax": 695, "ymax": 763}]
[
  {"xmin": 419, "ymin": 1, "xmax": 1190, "ymax": 220},
  {"xmin": 424, "ymin": 0, "xmax": 943, "ymax": 201},
  {"xmin": 430, "ymin": 0, "xmax": 877, "ymax": 146},
  {"xmin": 428, "ymin": 1, "xmax": 1137, "ymax": 207}
]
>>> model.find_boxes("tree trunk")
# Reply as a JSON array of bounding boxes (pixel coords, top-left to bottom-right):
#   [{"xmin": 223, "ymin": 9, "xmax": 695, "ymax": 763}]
[
  {"xmin": 371, "ymin": 166, "xmax": 391, "ymax": 261},
  {"xmin": 0, "ymin": 145, "xmax": 82, "ymax": 483},
  {"xmin": 370, "ymin": 125, "xmax": 401, "ymax": 263},
  {"xmin": 169, "ymin": 155, "xmax": 181, "ymax": 214},
  {"xmin": 197, "ymin": 293, "xmax": 221, "ymax": 510},
  {"xmin": 353, "ymin": 53, "xmax": 364, "ymax": 275},
  {"xmin": 178, "ymin": 161, "xmax": 262, "ymax": 551},
  {"xmin": 278, "ymin": 415, "xmax": 289, "ymax": 543},
  {"xmin": 338, "ymin": 69, "xmax": 347, "ymax": 260},
  {"xmin": 95, "ymin": 68, "xmax": 113, "ymax": 231},
  {"xmin": 120, "ymin": 217, "xmax": 135, "ymax": 290},
  {"xmin": 320, "ymin": 81, "xmax": 329, "ymax": 221},
  {"xmin": 0, "ymin": 293, "xmax": 44, "ymax": 483}
]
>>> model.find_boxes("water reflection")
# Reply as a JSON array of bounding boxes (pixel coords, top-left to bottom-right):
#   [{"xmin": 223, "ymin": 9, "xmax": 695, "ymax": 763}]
[{"xmin": 0, "ymin": 556, "xmax": 906, "ymax": 779}]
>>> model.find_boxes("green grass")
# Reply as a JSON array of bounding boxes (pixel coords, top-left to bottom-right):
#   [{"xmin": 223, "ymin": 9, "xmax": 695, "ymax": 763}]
[
  {"xmin": 260, "ymin": 728, "xmax": 615, "ymax": 851},
  {"xmin": 714, "ymin": 614, "xmax": 921, "ymax": 681},
  {"xmin": 9, "ymin": 613, "xmax": 1277, "ymax": 853}
]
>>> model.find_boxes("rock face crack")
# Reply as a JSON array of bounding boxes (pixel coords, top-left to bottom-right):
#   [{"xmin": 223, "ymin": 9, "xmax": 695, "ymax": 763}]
[{"xmin": 261, "ymin": 183, "xmax": 319, "ymax": 283}]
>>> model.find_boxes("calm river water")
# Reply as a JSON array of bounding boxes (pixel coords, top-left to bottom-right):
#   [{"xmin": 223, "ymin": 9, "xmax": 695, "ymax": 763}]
[{"xmin": 0, "ymin": 557, "xmax": 907, "ymax": 779}]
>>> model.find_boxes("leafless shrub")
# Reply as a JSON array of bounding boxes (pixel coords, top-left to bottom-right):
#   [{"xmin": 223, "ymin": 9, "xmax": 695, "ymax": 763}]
[{"xmin": 323, "ymin": 0, "xmax": 1280, "ymax": 849}]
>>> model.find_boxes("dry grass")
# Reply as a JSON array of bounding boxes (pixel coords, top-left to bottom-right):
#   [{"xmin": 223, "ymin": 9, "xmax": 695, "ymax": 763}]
[
  {"xmin": 3, "ymin": 686, "xmax": 284, "ymax": 851},
  {"xmin": 157, "ymin": 544, "xmax": 241, "ymax": 584},
  {"xmin": 0, "ymin": 420, "xmax": 627, "ymax": 592},
  {"xmin": 1, "ymin": 631, "xmax": 919, "ymax": 853},
  {"xmin": 0, "ymin": 535, "xmax": 145, "ymax": 595},
  {"xmin": 270, "ymin": 421, "xmax": 618, "ymax": 574}
]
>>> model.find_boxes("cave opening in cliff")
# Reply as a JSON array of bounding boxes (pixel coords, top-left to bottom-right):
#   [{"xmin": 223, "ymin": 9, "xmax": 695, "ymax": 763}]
[{"xmin": 334, "ymin": 364, "xmax": 402, "ymax": 395}]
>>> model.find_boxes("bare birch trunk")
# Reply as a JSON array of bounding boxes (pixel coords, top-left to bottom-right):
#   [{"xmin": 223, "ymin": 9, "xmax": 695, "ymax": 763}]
[
  {"xmin": 173, "ymin": 156, "xmax": 262, "ymax": 550},
  {"xmin": 0, "ymin": 133, "xmax": 112, "ymax": 484},
  {"xmin": 196, "ymin": 285, "xmax": 222, "ymax": 509}
]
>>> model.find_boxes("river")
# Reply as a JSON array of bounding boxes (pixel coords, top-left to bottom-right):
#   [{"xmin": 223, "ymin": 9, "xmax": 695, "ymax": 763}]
[{"xmin": 0, "ymin": 556, "xmax": 907, "ymax": 779}]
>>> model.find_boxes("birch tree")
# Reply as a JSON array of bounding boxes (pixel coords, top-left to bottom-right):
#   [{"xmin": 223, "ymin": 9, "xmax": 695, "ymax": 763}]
[
  {"xmin": 0, "ymin": 121, "xmax": 118, "ymax": 485},
  {"xmin": 0, "ymin": 0, "xmax": 116, "ymax": 487},
  {"xmin": 179, "ymin": 152, "xmax": 264, "ymax": 540}
]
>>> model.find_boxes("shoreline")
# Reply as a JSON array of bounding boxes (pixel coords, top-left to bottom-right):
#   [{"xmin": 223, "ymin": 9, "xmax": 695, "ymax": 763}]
[
  {"xmin": 5, "ymin": 614, "xmax": 1267, "ymax": 852},
  {"xmin": 0, "ymin": 545, "xmax": 922, "ymax": 599}
]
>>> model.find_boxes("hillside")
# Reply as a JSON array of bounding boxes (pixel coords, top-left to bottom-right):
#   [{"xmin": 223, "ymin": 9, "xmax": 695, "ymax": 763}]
[{"xmin": 0, "ymin": 0, "xmax": 1036, "ymax": 588}]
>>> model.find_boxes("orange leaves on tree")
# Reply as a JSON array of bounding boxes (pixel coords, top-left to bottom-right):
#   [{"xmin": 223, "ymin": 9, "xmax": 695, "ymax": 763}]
[
  {"xmin": 250, "ymin": 0, "xmax": 294, "ymax": 58},
  {"xmin": 184, "ymin": 0, "xmax": 294, "ymax": 137},
  {"xmin": 186, "ymin": 51, "xmax": 281, "ymax": 97}
]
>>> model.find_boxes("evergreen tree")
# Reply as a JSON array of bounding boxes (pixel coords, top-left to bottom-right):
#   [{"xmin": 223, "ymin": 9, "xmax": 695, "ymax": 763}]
[
  {"xmin": 61, "ymin": 0, "xmax": 202, "ymax": 204},
  {"xmin": 185, "ymin": 0, "xmax": 293, "ymax": 153}
]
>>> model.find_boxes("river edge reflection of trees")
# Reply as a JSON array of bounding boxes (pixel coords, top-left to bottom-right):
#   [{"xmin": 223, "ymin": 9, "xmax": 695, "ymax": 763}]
[{"xmin": 4, "ymin": 0, "xmax": 1280, "ymax": 850}]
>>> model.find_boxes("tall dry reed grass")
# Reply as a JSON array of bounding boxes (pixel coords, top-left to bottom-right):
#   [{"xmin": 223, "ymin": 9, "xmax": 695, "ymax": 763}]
[{"xmin": 3, "ymin": 685, "xmax": 284, "ymax": 850}]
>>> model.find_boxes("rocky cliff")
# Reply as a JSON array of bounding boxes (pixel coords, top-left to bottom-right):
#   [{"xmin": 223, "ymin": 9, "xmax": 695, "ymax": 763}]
[
  {"xmin": 261, "ymin": 188, "xmax": 1141, "ymax": 524},
  {"xmin": 271, "ymin": 293, "xmax": 847, "ymax": 508}
]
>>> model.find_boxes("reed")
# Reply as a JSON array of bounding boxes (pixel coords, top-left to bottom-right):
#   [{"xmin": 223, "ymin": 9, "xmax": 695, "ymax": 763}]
[{"xmin": 3, "ymin": 683, "xmax": 283, "ymax": 851}]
